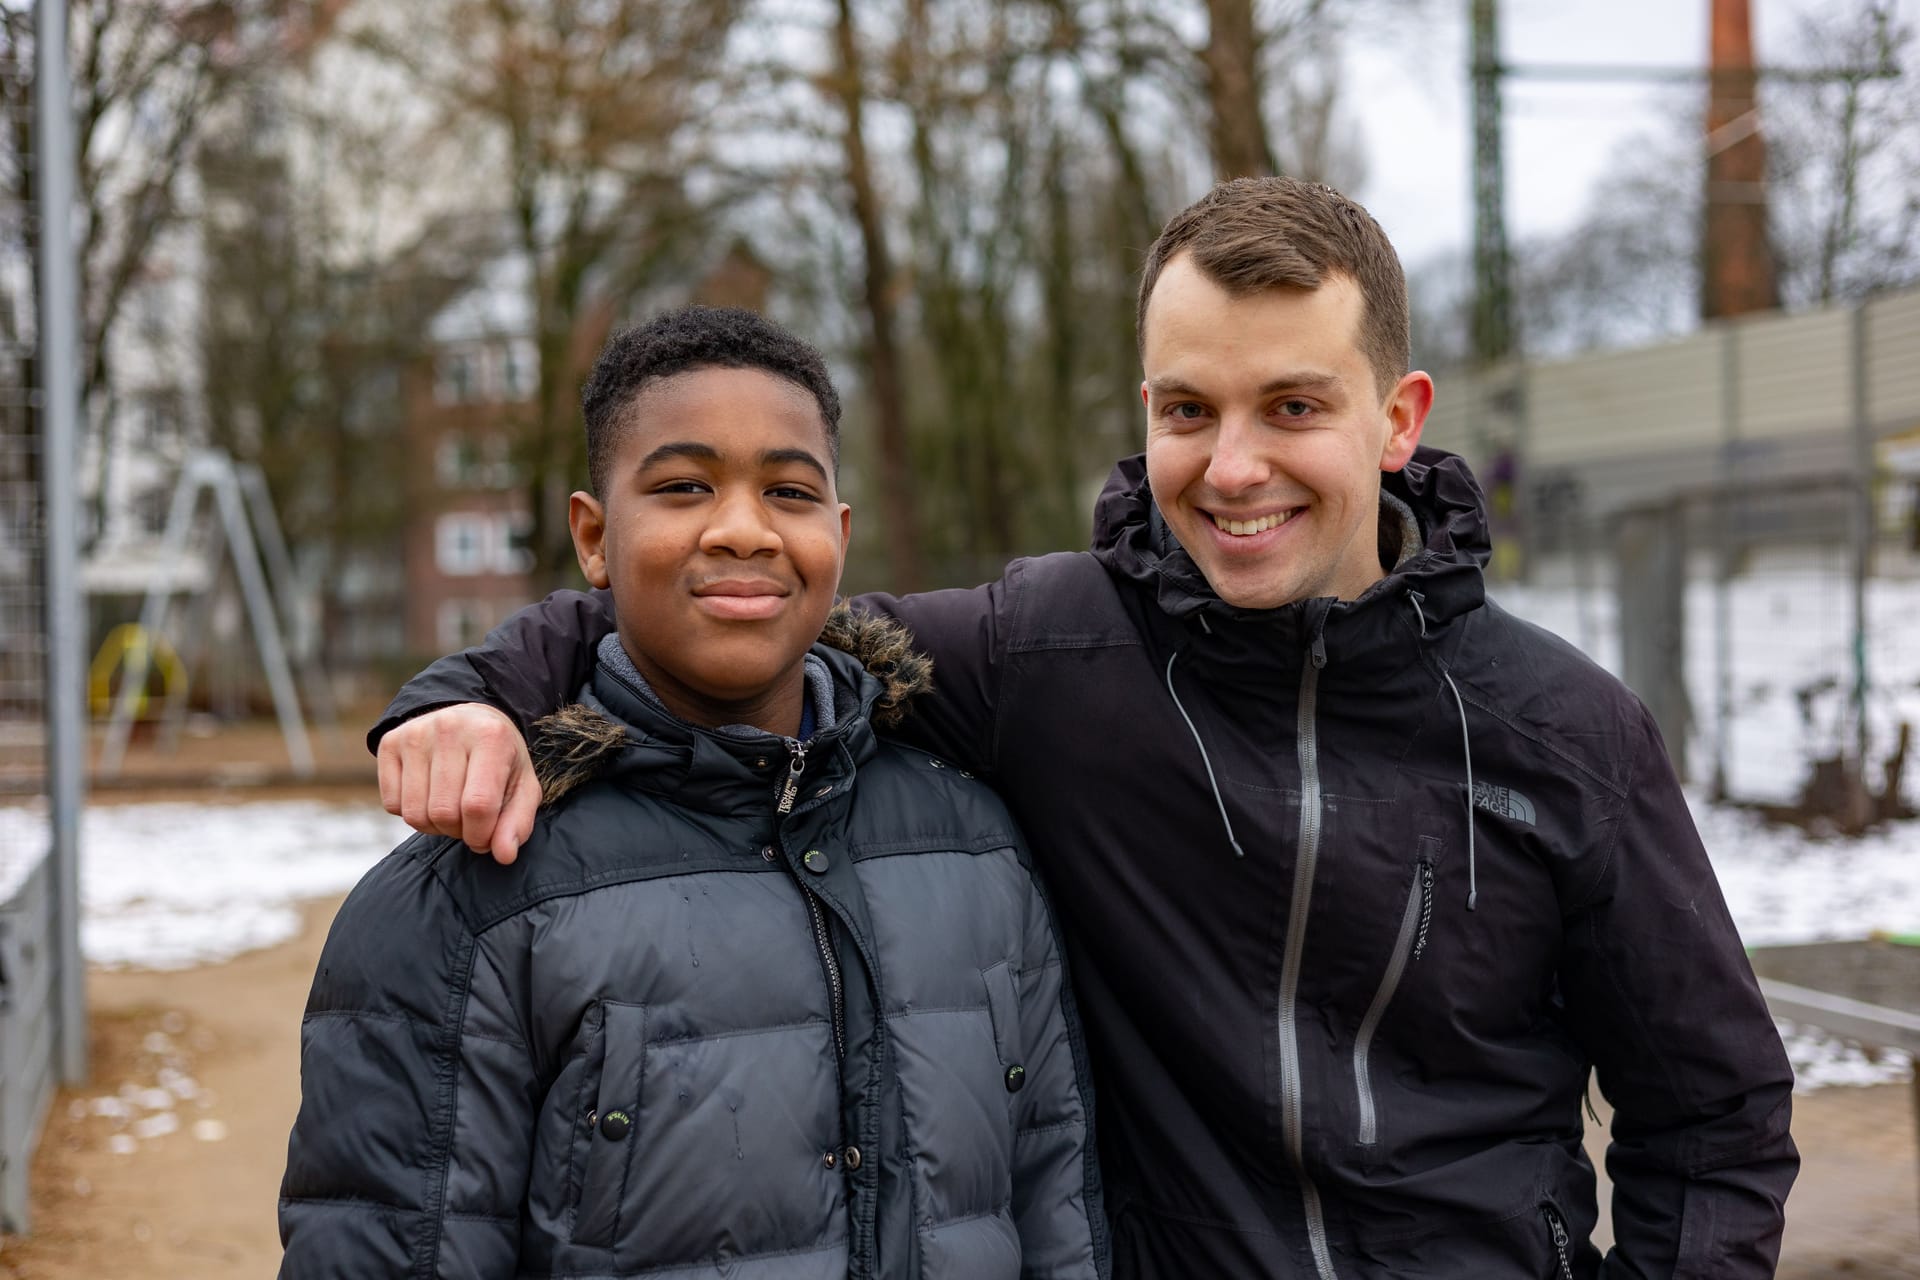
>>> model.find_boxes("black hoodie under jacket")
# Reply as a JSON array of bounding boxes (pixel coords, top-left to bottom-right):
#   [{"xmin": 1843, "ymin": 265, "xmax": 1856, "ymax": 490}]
[{"xmin": 374, "ymin": 448, "xmax": 1797, "ymax": 1279}]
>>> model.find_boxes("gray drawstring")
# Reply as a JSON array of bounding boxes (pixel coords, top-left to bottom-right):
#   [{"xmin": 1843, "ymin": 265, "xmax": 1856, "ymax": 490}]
[
  {"xmin": 1165, "ymin": 650, "xmax": 1247, "ymax": 860},
  {"xmin": 1442, "ymin": 671, "xmax": 1478, "ymax": 912},
  {"xmin": 1409, "ymin": 591, "xmax": 1478, "ymax": 912}
]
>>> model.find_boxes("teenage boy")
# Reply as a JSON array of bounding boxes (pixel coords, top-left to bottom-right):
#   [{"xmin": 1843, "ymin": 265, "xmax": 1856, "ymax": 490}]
[
  {"xmin": 279, "ymin": 307, "xmax": 1107, "ymax": 1279},
  {"xmin": 369, "ymin": 181, "xmax": 1797, "ymax": 1278}
]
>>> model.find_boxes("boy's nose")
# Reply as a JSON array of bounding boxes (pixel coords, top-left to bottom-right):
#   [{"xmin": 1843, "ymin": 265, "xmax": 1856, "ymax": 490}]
[{"xmin": 700, "ymin": 494, "xmax": 782, "ymax": 557}]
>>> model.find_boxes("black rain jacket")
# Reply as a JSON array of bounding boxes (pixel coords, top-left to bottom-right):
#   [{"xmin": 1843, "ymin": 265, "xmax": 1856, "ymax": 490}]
[
  {"xmin": 288, "ymin": 617, "xmax": 1107, "ymax": 1279},
  {"xmin": 372, "ymin": 448, "xmax": 1797, "ymax": 1278}
]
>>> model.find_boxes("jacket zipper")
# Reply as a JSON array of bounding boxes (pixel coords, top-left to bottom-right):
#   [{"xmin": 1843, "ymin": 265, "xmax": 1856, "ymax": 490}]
[
  {"xmin": 778, "ymin": 740, "xmax": 846, "ymax": 1063},
  {"xmin": 1542, "ymin": 1203, "xmax": 1574, "ymax": 1280},
  {"xmin": 1353, "ymin": 857, "xmax": 1429, "ymax": 1145},
  {"xmin": 1279, "ymin": 651, "xmax": 1338, "ymax": 1280},
  {"xmin": 1411, "ymin": 858, "xmax": 1435, "ymax": 962}
]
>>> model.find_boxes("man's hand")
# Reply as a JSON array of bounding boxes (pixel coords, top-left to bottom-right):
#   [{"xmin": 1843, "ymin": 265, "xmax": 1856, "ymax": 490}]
[{"xmin": 377, "ymin": 704, "xmax": 540, "ymax": 865}]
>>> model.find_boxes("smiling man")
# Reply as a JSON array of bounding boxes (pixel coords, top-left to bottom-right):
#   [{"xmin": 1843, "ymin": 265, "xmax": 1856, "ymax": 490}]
[{"xmin": 367, "ymin": 180, "xmax": 1796, "ymax": 1278}]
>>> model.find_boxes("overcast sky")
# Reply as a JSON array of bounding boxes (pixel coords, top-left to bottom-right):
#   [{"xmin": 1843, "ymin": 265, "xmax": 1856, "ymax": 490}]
[{"xmin": 1344, "ymin": 0, "xmax": 1920, "ymax": 270}]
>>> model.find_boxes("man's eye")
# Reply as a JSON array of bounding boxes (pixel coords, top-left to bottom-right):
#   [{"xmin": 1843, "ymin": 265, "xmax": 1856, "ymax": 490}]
[
  {"xmin": 1277, "ymin": 400, "xmax": 1313, "ymax": 417},
  {"xmin": 1169, "ymin": 402, "xmax": 1207, "ymax": 420}
]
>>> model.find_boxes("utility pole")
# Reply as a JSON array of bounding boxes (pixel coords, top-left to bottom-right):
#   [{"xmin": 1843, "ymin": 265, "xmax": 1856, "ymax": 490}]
[{"xmin": 1469, "ymin": 0, "xmax": 1515, "ymax": 364}]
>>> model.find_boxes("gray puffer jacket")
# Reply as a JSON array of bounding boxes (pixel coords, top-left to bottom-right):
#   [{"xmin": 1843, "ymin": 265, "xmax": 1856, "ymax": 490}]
[{"xmin": 279, "ymin": 613, "xmax": 1107, "ymax": 1279}]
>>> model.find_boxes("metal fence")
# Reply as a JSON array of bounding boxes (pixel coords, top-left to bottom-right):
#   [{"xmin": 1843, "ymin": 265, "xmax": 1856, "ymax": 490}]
[
  {"xmin": 1, "ymin": 2, "xmax": 87, "ymax": 1235},
  {"xmin": 1425, "ymin": 292, "xmax": 1920, "ymax": 820}
]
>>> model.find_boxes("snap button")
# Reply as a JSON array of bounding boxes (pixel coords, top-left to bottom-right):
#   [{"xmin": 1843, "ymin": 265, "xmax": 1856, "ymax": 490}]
[
  {"xmin": 822, "ymin": 1149, "xmax": 837, "ymax": 1169},
  {"xmin": 585, "ymin": 1109, "xmax": 597, "ymax": 1128},
  {"xmin": 1004, "ymin": 1064, "xmax": 1026, "ymax": 1093},
  {"xmin": 842, "ymin": 1145, "xmax": 862, "ymax": 1170},
  {"xmin": 599, "ymin": 1109, "xmax": 633, "ymax": 1141},
  {"xmin": 761, "ymin": 846, "xmax": 777, "ymax": 863},
  {"xmin": 803, "ymin": 849, "xmax": 829, "ymax": 874}
]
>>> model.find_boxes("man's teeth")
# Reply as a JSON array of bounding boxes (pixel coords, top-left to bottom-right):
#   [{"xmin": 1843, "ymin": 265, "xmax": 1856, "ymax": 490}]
[{"xmin": 1210, "ymin": 510, "xmax": 1296, "ymax": 537}]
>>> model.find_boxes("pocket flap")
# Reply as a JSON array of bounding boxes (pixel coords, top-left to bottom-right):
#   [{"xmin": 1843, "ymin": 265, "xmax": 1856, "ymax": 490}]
[{"xmin": 573, "ymin": 1001, "xmax": 648, "ymax": 1249}]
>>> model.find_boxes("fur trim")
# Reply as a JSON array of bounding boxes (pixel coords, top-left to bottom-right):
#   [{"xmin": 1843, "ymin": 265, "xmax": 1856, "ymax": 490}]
[
  {"xmin": 530, "ymin": 703, "xmax": 627, "ymax": 804},
  {"xmin": 819, "ymin": 601, "xmax": 932, "ymax": 729},
  {"xmin": 529, "ymin": 605, "xmax": 932, "ymax": 802}
]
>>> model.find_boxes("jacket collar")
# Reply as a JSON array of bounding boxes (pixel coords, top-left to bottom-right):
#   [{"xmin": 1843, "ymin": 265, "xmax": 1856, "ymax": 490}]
[
  {"xmin": 1090, "ymin": 446, "xmax": 1489, "ymax": 664},
  {"xmin": 532, "ymin": 640, "xmax": 888, "ymax": 819}
]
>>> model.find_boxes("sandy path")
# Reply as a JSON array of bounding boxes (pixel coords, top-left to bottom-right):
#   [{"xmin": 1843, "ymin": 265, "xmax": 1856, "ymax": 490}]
[
  {"xmin": 0, "ymin": 896, "xmax": 340, "ymax": 1279},
  {"xmin": 0, "ymin": 893, "xmax": 1916, "ymax": 1277}
]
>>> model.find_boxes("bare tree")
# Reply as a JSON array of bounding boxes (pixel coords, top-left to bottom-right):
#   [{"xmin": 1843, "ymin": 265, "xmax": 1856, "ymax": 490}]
[
  {"xmin": 374, "ymin": 0, "xmax": 745, "ymax": 587},
  {"xmin": 1768, "ymin": 1, "xmax": 1919, "ymax": 307},
  {"xmin": 0, "ymin": 0, "xmax": 325, "ymax": 536}
]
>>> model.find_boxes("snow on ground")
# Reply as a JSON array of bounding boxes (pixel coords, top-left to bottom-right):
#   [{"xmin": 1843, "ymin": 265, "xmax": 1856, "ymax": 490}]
[{"xmin": 0, "ymin": 799, "xmax": 405, "ymax": 970}]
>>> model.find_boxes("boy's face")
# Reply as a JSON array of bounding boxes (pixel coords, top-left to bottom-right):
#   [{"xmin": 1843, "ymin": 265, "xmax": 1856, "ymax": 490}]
[{"xmin": 569, "ymin": 366, "xmax": 850, "ymax": 733}]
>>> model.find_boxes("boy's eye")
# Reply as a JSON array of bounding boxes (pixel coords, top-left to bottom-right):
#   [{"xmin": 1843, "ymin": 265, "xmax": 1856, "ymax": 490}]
[
  {"xmin": 653, "ymin": 480, "xmax": 711, "ymax": 495},
  {"xmin": 768, "ymin": 485, "xmax": 819, "ymax": 502}
]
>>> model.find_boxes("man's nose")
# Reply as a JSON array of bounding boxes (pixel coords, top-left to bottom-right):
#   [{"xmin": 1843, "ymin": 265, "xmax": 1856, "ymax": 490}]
[
  {"xmin": 1203, "ymin": 414, "xmax": 1270, "ymax": 495},
  {"xmin": 700, "ymin": 491, "xmax": 782, "ymax": 557}
]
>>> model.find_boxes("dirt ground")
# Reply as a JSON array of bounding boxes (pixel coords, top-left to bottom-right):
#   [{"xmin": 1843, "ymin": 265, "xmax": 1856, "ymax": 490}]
[{"xmin": 1, "ymin": 894, "xmax": 1917, "ymax": 1278}]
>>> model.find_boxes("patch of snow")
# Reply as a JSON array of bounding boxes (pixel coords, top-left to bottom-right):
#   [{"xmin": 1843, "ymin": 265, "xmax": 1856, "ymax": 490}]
[
  {"xmin": 0, "ymin": 804, "xmax": 48, "ymax": 904},
  {"xmin": 74, "ymin": 799, "xmax": 407, "ymax": 970}
]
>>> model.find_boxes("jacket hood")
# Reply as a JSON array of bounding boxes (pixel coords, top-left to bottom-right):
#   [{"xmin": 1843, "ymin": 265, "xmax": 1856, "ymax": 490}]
[
  {"xmin": 531, "ymin": 603, "xmax": 932, "ymax": 805},
  {"xmin": 1089, "ymin": 446, "xmax": 1489, "ymax": 635}
]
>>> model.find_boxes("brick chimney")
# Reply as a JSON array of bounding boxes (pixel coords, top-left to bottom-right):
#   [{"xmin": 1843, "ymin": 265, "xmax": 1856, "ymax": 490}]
[{"xmin": 1702, "ymin": 0, "xmax": 1779, "ymax": 319}]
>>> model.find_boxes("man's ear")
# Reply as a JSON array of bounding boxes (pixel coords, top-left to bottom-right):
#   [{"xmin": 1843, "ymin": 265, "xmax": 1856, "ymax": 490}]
[
  {"xmin": 1379, "ymin": 371, "xmax": 1434, "ymax": 474},
  {"xmin": 569, "ymin": 491, "xmax": 611, "ymax": 589}
]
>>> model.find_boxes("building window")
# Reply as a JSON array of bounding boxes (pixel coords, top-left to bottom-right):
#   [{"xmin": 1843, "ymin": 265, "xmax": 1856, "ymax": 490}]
[
  {"xmin": 501, "ymin": 340, "xmax": 536, "ymax": 400},
  {"xmin": 437, "ymin": 599, "xmax": 495, "ymax": 651},
  {"xmin": 435, "ymin": 511, "xmax": 533, "ymax": 575},
  {"xmin": 435, "ymin": 513, "xmax": 490, "ymax": 575},
  {"xmin": 434, "ymin": 348, "xmax": 479, "ymax": 405},
  {"xmin": 435, "ymin": 434, "xmax": 519, "ymax": 490}
]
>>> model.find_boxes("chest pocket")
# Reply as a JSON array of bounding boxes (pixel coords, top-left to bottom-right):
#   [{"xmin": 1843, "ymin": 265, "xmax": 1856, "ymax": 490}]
[{"xmin": 572, "ymin": 1000, "xmax": 648, "ymax": 1248}]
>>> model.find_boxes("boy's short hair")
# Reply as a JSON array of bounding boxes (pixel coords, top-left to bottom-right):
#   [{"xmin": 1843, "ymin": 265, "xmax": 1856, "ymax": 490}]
[
  {"xmin": 1136, "ymin": 177, "xmax": 1410, "ymax": 400},
  {"xmin": 581, "ymin": 305, "xmax": 842, "ymax": 495}
]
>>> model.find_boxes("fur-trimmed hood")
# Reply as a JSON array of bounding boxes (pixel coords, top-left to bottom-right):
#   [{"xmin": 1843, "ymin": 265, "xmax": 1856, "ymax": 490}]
[{"xmin": 531, "ymin": 602, "xmax": 931, "ymax": 805}]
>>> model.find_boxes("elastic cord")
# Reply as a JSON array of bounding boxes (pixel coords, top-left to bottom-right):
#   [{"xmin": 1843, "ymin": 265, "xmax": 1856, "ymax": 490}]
[
  {"xmin": 1164, "ymin": 650, "xmax": 1247, "ymax": 860},
  {"xmin": 1442, "ymin": 671, "xmax": 1478, "ymax": 912}
]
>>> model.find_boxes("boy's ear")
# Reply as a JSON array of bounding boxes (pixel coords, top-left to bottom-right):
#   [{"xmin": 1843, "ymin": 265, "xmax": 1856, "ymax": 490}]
[{"xmin": 569, "ymin": 491, "xmax": 611, "ymax": 589}]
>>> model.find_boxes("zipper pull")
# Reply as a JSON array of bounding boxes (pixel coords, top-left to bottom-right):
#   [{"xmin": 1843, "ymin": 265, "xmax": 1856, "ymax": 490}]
[{"xmin": 776, "ymin": 740, "xmax": 807, "ymax": 815}]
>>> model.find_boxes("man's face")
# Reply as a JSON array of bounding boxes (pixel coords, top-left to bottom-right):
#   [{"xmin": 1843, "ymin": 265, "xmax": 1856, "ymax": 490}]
[
  {"xmin": 1141, "ymin": 255, "xmax": 1432, "ymax": 610},
  {"xmin": 569, "ymin": 366, "xmax": 850, "ymax": 728}
]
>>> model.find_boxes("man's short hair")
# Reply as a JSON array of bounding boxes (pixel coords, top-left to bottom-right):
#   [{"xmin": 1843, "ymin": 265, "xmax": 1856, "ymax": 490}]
[
  {"xmin": 1136, "ymin": 177, "xmax": 1410, "ymax": 399},
  {"xmin": 581, "ymin": 305, "xmax": 842, "ymax": 495}
]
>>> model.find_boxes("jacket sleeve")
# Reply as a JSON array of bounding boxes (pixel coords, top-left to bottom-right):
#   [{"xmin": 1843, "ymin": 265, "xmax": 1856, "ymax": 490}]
[
  {"xmin": 279, "ymin": 839, "xmax": 537, "ymax": 1278},
  {"xmin": 1007, "ymin": 851, "xmax": 1109, "ymax": 1279},
  {"xmin": 850, "ymin": 564, "xmax": 1024, "ymax": 775},
  {"xmin": 1559, "ymin": 711, "xmax": 1798, "ymax": 1280},
  {"xmin": 369, "ymin": 570, "xmax": 1023, "ymax": 777},
  {"xmin": 367, "ymin": 588, "xmax": 616, "ymax": 752}
]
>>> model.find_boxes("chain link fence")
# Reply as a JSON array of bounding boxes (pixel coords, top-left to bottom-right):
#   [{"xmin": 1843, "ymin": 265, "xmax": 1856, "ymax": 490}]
[
  {"xmin": 1, "ymin": 5, "xmax": 85, "ymax": 1234},
  {"xmin": 1427, "ymin": 289, "xmax": 1920, "ymax": 827}
]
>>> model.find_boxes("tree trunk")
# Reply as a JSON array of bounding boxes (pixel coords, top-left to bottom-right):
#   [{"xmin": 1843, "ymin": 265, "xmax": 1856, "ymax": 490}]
[
  {"xmin": 1202, "ymin": 0, "xmax": 1278, "ymax": 179},
  {"xmin": 831, "ymin": 0, "xmax": 922, "ymax": 591}
]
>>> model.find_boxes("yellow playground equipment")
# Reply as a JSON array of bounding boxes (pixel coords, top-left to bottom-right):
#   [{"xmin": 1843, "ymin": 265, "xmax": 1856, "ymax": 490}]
[{"xmin": 89, "ymin": 623, "xmax": 188, "ymax": 720}]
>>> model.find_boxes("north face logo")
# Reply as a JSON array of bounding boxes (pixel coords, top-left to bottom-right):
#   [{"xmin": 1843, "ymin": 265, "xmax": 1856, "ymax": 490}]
[{"xmin": 1473, "ymin": 782, "xmax": 1536, "ymax": 825}]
